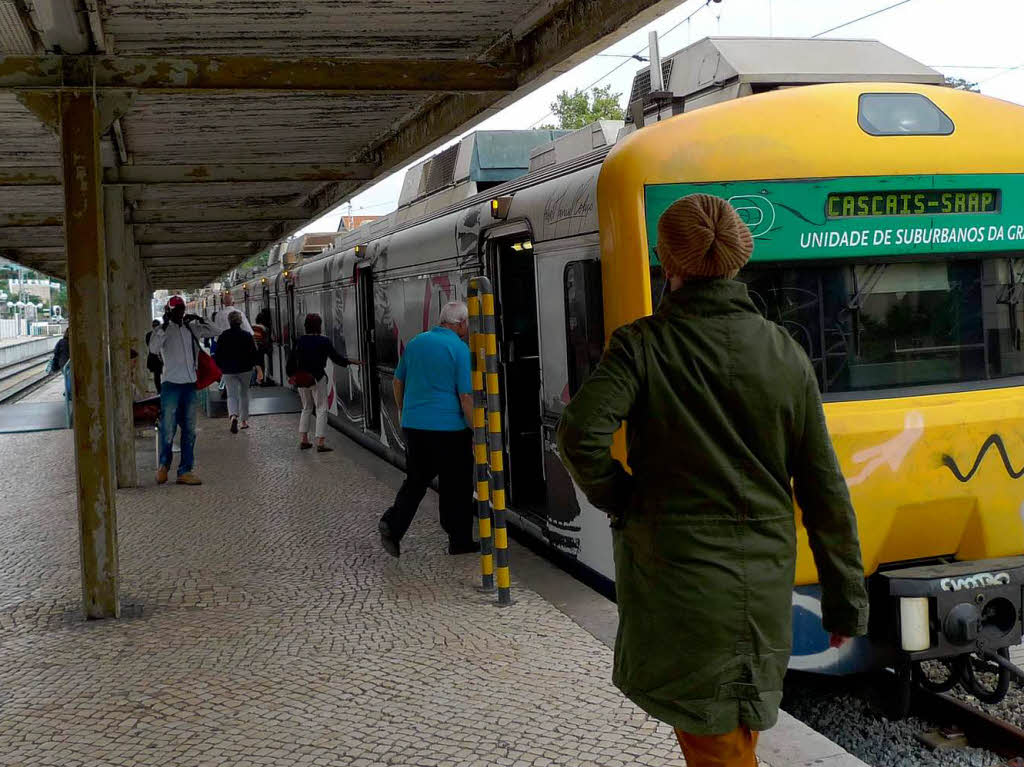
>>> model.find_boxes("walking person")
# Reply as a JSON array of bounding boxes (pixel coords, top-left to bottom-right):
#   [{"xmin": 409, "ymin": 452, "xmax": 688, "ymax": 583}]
[
  {"xmin": 556, "ymin": 195, "xmax": 869, "ymax": 767},
  {"xmin": 214, "ymin": 294, "xmax": 253, "ymax": 334},
  {"xmin": 253, "ymin": 307, "xmax": 274, "ymax": 385},
  {"xmin": 288, "ymin": 312, "xmax": 350, "ymax": 452},
  {"xmin": 145, "ymin": 319, "xmax": 163, "ymax": 393},
  {"xmin": 378, "ymin": 301, "xmax": 476, "ymax": 558},
  {"xmin": 214, "ymin": 310, "xmax": 263, "ymax": 433},
  {"xmin": 49, "ymin": 327, "xmax": 72, "ymax": 407},
  {"xmin": 148, "ymin": 295, "xmax": 217, "ymax": 486},
  {"xmin": 49, "ymin": 327, "xmax": 69, "ymax": 374}
]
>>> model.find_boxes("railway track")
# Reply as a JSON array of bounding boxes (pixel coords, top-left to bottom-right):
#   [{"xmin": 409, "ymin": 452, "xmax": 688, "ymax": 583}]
[
  {"xmin": 785, "ymin": 669, "xmax": 1024, "ymax": 766},
  {"xmin": 913, "ymin": 687, "xmax": 1024, "ymax": 763},
  {"xmin": 0, "ymin": 352, "xmax": 54, "ymax": 404}
]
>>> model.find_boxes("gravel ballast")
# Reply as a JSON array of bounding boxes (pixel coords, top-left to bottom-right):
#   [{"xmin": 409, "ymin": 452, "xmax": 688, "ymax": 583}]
[{"xmin": 781, "ymin": 673, "xmax": 1005, "ymax": 767}]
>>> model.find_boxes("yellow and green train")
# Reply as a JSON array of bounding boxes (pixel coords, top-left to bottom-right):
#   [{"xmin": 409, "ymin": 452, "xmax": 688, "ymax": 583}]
[{"xmin": 208, "ymin": 37, "xmax": 1024, "ymax": 704}]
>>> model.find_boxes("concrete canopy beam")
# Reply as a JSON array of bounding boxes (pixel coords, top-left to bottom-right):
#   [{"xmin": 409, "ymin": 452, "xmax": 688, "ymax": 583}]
[
  {"xmin": 0, "ymin": 167, "xmax": 62, "ymax": 185},
  {"xmin": 107, "ymin": 164, "xmax": 378, "ymax": 185},
  {"xmin": 0, "ymin": 246, "xmax": 64, "ymax": 261},
  {"xmin": 0, "ymin": 55, "xmax": 520, "ymax": 92},
  {"xmin": 140, "ymin": 243, "xmax": 256, "ymax": 258},
  {"xmin": 0, "ymin": 212, "xmax": 62, "ymax": 226},
  {"xmin": 131, "ymin": 207, "xmax": 313, "ymax": 225},
  {"xmin": 0, "ymin": 227, "xmax": 64, "ymax": 248},
  {"xmin": 0, "ymin": 164, "xmax": 378, "ymax": 186},
  {"xmin": 61, "ymin": 89, "xmax": 120, "ymax": 620},
  {"xmin": 304, "ymin": 0, "xmax": 681, "ymax": 223},
  {"xmin": 134, "ymin": 226, "xmax": 275, "ymax": 244}
]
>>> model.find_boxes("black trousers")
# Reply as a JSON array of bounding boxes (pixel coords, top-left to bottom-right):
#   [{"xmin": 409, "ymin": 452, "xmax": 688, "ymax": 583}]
[{"xmin": 383, "ymin": 428, "xmax": 474, "ymax": 545}]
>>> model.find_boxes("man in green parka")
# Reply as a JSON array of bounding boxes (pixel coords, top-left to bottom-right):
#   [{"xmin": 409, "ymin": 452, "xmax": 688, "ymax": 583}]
[{"xmin": 557, "ymin": 194, "xmax": 869, "ymax": 767}]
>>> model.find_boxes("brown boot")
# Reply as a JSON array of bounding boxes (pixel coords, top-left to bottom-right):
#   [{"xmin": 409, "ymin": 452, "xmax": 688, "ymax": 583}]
[
  {"xmin": 156, "ymin": 466, "xmax": 169, "ymax": 485},
  {"xmin": 176, "ymin": 473, "xmax": 202, "ymax": 486}
]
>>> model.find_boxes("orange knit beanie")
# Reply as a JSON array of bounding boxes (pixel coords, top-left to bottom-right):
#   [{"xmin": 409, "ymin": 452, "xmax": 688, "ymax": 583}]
[{"xmin": 656, "ymin": 194, "xmax": 753, "ymax": 278}]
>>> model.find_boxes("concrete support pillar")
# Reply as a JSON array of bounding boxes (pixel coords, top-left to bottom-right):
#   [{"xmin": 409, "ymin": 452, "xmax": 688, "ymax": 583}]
[
  {"xmin": 106, "ymin": 186, "xmax": 138, "ymax": 489},
  {"xmin": 61, "ymin": 90, "xmax": 120, "ymax": 619},
  {"xmin": 136, "ymin": 252, "xmax": 154, "ymax": 395}
]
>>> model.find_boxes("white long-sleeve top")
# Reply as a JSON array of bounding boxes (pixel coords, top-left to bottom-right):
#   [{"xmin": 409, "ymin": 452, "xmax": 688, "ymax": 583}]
[
  {"xmin": 148, "ymin": 319, "xmax": 217, "ymax": 384},
  {"xmin": 212, "ymin": 307, "xmax": 253, "ymax": 335}
]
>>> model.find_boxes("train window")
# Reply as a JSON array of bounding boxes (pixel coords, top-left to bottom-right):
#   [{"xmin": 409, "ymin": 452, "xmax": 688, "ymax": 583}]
[
  {"xmin": 858, "ymin": 93, "xmax": 954, "ymax": 136},
  {"xmin": 740, "ymin": 256, "xmax": 1024, "ymax": 395},
  {"xmin": 740, "ymin": 267, "xmax": 849, "ymax": 391},
  {"xmin": 564, "ymin": 260, "xmax": 605, "ymax": 395}
]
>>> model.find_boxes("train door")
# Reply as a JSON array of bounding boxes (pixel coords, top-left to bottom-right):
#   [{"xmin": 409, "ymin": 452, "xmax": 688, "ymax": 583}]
[
  {"xmin": 285, "ymin": 282, "xmax": 296, "ymax": 349},
  {"xmin": 487, "ymin": 233, "xmax": 545, "ymax": 508},
  {"xmin": 261, "ymin": 285, "xmax": 273, "ymax": 378},
  {"xmin": 354, "ymin": 263, "xmax": 381, "ymax": 431},
  {"xmin": 273, "ymin": 283, "xmax": 285, "ymax": 379}
]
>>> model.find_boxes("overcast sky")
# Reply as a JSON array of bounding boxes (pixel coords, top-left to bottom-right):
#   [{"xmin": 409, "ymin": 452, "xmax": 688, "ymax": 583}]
[{"xmin": 297, "ymin": 0, "xmax": 1024, "ymax": 236}]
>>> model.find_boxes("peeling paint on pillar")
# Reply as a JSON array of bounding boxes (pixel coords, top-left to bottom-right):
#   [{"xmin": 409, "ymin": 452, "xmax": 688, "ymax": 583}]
[
  {"xmin": 106, "ymin": 186, "xmax": 138, "ymax": 490},
  {"xmin": 61, "ymin": 90, "xmax": 120, "ymax": 620}
]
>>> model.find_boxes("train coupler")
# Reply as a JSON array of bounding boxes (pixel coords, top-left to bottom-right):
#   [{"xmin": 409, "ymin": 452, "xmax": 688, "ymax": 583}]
[{"xmin": 871, "ymin": 556, "xmax": 1024, "ymax": 708}]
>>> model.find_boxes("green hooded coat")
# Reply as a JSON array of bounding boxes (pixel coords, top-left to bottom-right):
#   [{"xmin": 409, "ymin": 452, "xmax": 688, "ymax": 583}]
[{"xmin": 556, "ymin": 279, "xmax": 869, "ymax": 735}]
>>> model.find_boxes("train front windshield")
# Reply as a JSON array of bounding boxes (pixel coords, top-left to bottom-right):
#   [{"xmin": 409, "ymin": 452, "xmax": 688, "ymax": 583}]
[
  {"xmin": 738, "ymin": 257, "xmax": 1024, "ymax": 395},
  {"xmin": 645, "ymin": 173, "xmax": 1024, "ymax": 396}
]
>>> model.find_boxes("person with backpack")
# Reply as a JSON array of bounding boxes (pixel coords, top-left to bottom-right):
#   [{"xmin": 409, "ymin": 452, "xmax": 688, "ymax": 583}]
[
  {"xmin": 214, "ymin": 310, "xmax": 264, "ymax": 433},
  {"xmin": 288, "ymin": 313, "xmax": 350, "ymax": 452},
  {"xmin": 148, "ymin": 295, "xmax": 217, "ymax": 485}
]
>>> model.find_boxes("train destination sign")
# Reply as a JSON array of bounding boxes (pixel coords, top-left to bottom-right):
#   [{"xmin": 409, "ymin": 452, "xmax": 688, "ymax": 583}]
[
  {"xmin": 826, "ymin": 189, "xmax": 1000, "ymax": 218},
  {"xmin": 644, "ymin": 173, "xmax": 1024, "ymax": 263}
]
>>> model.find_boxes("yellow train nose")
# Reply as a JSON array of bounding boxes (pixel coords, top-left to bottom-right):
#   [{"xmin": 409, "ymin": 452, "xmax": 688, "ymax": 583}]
[{"xmin": 795, "ymin": 387, "xmax": 1024, "ymax": 584}]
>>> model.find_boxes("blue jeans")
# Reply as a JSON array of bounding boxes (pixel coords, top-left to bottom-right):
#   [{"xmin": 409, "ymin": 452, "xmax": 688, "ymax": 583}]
[{"xmin": 159, "ymin": 381, "xmax": 197, "ymax": 475}]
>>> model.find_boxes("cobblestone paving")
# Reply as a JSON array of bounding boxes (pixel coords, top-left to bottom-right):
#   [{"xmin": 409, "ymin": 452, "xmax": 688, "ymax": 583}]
[{"xmin": 0, "ymin": 414, "xmax": 685, "ymax": 766}]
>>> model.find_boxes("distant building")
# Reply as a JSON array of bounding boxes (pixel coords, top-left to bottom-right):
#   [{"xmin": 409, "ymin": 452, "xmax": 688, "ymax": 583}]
[
  {"xmin": 338, "ymin": 215, "xmax": 380, "ymax": 232},
  {"xmin": 8, "ymin": 278, "xmax": 56, "ymax": 303}
]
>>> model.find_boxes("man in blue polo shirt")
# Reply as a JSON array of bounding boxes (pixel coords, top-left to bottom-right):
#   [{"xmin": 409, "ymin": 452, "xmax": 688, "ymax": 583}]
[{"xmin": 379, "ymin": 301, "xmax": 476, "ymax": 557}]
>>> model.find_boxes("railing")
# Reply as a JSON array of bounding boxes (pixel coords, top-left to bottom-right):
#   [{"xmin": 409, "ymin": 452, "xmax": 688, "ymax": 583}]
[{"xmin": 0, "ymin": 318, "xmax": 23, "ymax": 339}]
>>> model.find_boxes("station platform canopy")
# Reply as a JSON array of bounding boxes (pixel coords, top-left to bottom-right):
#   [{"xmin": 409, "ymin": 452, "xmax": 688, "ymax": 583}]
[{"xmin": 0, "ymin": 0, "xmax": 683, "ymax": 288}]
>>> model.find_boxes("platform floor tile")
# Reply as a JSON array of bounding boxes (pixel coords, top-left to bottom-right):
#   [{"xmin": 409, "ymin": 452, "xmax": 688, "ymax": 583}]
[{"xmin": 0, "ymin": 414, "xmax": 690, "ymax": 766}]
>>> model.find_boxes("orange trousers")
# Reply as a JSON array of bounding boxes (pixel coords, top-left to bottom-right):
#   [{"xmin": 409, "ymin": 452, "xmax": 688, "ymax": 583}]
[{"xmin": 675, "ymin": 727, "xmax": 759, "ymax": 767}]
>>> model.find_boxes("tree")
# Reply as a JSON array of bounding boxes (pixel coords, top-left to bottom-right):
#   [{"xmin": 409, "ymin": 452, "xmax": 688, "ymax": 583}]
[
  {"xmin": 541, "ymin": 84, "xmax": 625, "ymax": 130},
  {"xmin": 239, "ymin": 250, "xmax": 270, "ymax": 271},
  {"xmin": 945, "ymin": 76, "xmax": 980, "ymax": 92}
]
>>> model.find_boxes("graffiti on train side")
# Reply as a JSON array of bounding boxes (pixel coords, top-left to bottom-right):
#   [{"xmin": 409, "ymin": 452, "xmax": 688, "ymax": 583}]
[
  {"xmin": 942, "ymin": 434, "xmax": 1024, "ymax": 482},
  {"xmin": 542, "ymin": 178, "xmax": 597, "ymax": 238},
  {"xmin": 844, "ymin": 411, "xmax": 925, "ymax": 487},
  {"xmin": 939, "ymin": 572, "xmax": 1011, "ymax": 591},
  {"xmin": 456, "ymin": 208, "xmax": 483, "ymax": 268}
]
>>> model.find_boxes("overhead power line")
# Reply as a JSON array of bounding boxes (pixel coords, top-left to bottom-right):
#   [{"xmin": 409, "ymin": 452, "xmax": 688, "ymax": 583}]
[
  {"xmin": 529, "ymin": 0, "xmax": 714, "ymax": 127},
  {"xmin": 977, "ymin": 64, "xmax": 1024, "ymax": 85},
  {"xmin": 928, "ymin": 64, "xmax": 1017, "ymax": 70},
  {"xmin": 812, "ymin": 0, "xmax": 915, "ymax": 38}
]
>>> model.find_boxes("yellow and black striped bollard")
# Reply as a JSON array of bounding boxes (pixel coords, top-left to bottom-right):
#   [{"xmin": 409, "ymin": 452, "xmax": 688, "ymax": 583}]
[
  {"xmin": 467, "ymin": 288, "xmax": 494, "ymax": 593},
  {"xmin": 470, "ymin": 276, "xmax": 512, "ymax": 606}
]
